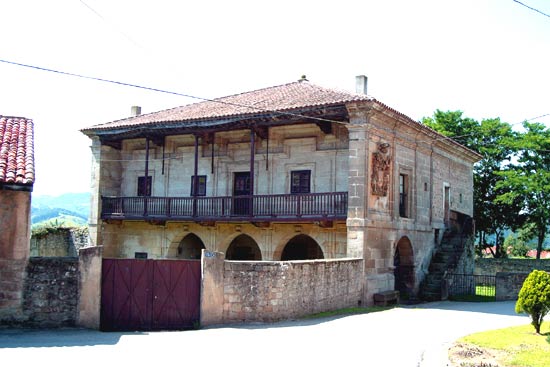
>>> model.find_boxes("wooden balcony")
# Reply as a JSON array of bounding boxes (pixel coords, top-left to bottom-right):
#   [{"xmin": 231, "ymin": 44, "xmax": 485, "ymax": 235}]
[{"xmin": 101, "ymin": 192, "xmax": 348, "ymax": 222}]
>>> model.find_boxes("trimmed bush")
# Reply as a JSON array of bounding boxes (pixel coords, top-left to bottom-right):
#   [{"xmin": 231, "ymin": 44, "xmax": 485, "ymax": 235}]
[{"xmin": 515, "ymin": 270, "xmax": 550, "ymax": 334}]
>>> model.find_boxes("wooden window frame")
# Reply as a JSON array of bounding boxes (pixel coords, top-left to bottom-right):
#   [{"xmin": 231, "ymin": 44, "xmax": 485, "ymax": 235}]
[
  {"xmin": 399, "ymin": 174, "xmax": 409, "ymax": 218},
  {"xmin": 137, "ymin": 176, "xmax": 152, "ymax": 197},
  {"xmin": 191, "ymin": 175, "xmax": 207, "ymax": 196},
  {"xmin": 290, "ymin": 170, "xmax": 311, "ymax": 194}
]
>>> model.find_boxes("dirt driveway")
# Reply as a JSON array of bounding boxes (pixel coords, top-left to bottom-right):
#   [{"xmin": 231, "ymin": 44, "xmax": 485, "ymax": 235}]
[{"xmin": 0, "ymin": 301, "xmax": 531, "ymax": 367}]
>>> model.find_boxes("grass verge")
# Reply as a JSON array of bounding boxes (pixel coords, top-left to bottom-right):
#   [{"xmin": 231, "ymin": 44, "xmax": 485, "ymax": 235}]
[
  {"xmin": 303, "ymin": 306, "xmax": 393, "ymax": 320},
  {"xmin": 457, "ymin": 321, "xmax": 550, "ymax": 367}
]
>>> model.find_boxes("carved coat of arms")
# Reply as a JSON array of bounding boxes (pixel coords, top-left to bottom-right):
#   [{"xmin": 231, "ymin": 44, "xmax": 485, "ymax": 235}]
[{"xmin": 371, "ymin": 143, "xmax": 391, "ymax": 196}]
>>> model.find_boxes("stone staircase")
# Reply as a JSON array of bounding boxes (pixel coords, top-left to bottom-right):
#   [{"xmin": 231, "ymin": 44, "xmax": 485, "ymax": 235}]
[{"xmin": 420, "ymin": 230, "xmax": 468, "ymax": 301}]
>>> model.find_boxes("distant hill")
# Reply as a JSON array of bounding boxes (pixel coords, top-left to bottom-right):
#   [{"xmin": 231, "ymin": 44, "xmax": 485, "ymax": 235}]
[{"xmin": 32, "ymin": 192, "xmax": 90, "ymax": 226}]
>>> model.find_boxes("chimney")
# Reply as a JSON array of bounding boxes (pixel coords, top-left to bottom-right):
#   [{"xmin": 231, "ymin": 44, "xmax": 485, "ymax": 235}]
[
  {"xmin": 355, "ymin": 75, "xmax": 368, "ymax": 95},
  {"xmin": 131, "ymin": 106, "xmax": 142, "ymax": 117}
]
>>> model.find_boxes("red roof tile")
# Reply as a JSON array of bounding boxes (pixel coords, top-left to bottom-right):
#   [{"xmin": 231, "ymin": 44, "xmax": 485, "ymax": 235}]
[
  {"xmin": 0, "ymin": 116, "xmax": 35, "ymax": 186},
  {"xmin": 81, "ymin": 79, "xmax": 481, "ymax": 162},
  {"xmin": 82, "ymin": 80, "xmax": 372, "ymax": 131}
]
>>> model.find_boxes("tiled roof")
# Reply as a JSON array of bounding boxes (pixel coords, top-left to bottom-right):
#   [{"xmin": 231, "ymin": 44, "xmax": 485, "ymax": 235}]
[
  {"xmin": 82, "ymin": 80, "xmax": 372, "ymax": 132},
  {"xmin": 0, "ymin": 116, "xmax": 34, "ymax": 186}
]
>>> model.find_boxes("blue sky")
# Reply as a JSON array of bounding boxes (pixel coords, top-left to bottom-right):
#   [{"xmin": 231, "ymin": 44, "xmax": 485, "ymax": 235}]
[{"xmin": 1, "ymin": 0, "xmax": 548, "ymax": 196}]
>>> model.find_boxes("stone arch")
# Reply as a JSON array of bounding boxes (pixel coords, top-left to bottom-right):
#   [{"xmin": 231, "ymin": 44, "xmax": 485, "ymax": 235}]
[
  {"xmin": 177, "ymin": 233, "xmax": 205, "ymax": 260},
  {"xmin": 226, "ymin": 234, "xmax": 262, "ymax": 260},
  {"xmin": 280, "ymin": 234, "xmax": 324, "ymax": 261},
  {"xmin": 394, "ymin": 236, "xmax": 415, "ymax": 295}
]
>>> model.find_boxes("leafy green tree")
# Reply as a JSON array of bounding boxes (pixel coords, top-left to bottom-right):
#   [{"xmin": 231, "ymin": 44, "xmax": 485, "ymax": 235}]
[
  {"xmin": 422, "ymin": 111, "xmax": 521, "ymax": 257},
  {"xmin": 496, "ymin": 122, "xmax": 550, "ymax": 259},
  {"xmin": 515, "ymin": 270, "xmax": 550, "ymax": 334},
  {"xmin": 504, "ymin": 233, "xmax": 529, "ymax": 258}
]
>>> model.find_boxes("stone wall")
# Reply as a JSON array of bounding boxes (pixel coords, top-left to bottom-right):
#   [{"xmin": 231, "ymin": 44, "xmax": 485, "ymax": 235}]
[
  {"xmin": 201, "ymin": 252, "xmax": 363, "ymax": 324},
  {"xmin": 21, "ymin": 257, "xmax": 79, "ymax": 327},
  {"xmin": 0, "ymin": 258, "xmax": 27, "ymax": 322},
  {"xmin": 495, "ymin": 272, "xmax": 530, "ymax": 301},
  {"xmin": 30, "ymin": 228, "xmax": 89, "ymax": 257},
  {"xmin": 475, "ymin": 258, "xmax": 550, "ymax": 276}
]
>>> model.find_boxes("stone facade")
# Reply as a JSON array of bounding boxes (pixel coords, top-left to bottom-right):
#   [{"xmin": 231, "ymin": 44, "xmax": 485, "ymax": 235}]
[{"xmin": 84, "ymin": 80, "xmax": 479, "ymax": 307}]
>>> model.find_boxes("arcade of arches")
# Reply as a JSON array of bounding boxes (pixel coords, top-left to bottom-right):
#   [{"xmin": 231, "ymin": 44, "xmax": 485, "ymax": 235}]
[{"xmin": 175, "ymin": 233, "xmax": 325, "ymax": 262}]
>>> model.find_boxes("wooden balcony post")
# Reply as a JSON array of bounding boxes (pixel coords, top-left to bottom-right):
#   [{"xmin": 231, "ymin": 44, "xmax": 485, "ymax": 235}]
[
  {"xmin": 249, "ymin": 129, "xmax": 255, "ymax": 217},
  {"xmin": 193, "ymin": 134, "xmax": 199, "ymax": 217},
  {"xmin": 143, "ymin": 137, "xmax": 149, "ymax": 217}
]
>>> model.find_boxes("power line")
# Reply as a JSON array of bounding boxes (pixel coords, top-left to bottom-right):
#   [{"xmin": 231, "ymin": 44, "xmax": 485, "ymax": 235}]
[
  {"xmin": 513, "ymin": 0, "xmax": 550, "ymax": 19},
  {"xmin": 1, "ymin": 58, "xmax": 548, "ymax": 153},
  {"xmin": 79, "ymin": 0, "xmax": 143, "ymax": 48},
  {"xmin": 0, "ymin": 58, "xmax": 339, "ymax": 124}
]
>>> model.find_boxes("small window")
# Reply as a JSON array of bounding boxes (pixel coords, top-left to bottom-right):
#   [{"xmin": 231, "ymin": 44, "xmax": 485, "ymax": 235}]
[
  {"xmin": 291, "ymin": 170, "xmax": 311, "ymax": 194},
  {"xmin": 135, "ymin": 252, "xmax": 148, "ymax": 259},
  {"xmin": 459, "ymin": 193, "xmax": 463, "ymax": 204},
  {"xmin": 191, "ymin": 175, "xmax": 207, "ymax": 196},
  {"xmin": 137, "ymin": 176, "xmax": 152, "ymax": 196},
  {"xmin": 424, "ymin": 182, "xmax": 428, "ymax": 192},
  {"xmin": 399, "ymin": 174, "xmax": 409, "ymax": 218}
]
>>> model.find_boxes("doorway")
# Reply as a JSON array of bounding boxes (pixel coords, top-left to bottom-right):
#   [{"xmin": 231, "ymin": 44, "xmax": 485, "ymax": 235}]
[{"xmin": 233, "ymin": 172, "xmax": 251, "ymax": 215}]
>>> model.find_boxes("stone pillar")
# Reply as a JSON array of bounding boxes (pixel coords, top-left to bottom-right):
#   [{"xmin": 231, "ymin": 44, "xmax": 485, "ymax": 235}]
[
  {"xmin": 345, "ymin": 104, "xmax": 372, "ymax": 304},
  {"xmin": 88, "ymin": 137, "xmax": 102, "ymax": 248},
  {"xmin": 88, "ymin": 137, "xmax": 121, "ymax": 249},
  {"xmin": 77, "ymin": 246, "xmax": 103, "ymax": 329},
  {"xmin": 200, "ymin": 250, "xmax": 225, "ymax": 327},
  {"xmin": 345, "ymin": 104, "xmax": 371, "ymax": 259}
]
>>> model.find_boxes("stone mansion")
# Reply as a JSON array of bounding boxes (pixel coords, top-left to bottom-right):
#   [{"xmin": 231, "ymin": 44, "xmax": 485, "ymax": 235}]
[{"xmin": 81, "ymin": 76, "xmax": 480, "ymax": 304}]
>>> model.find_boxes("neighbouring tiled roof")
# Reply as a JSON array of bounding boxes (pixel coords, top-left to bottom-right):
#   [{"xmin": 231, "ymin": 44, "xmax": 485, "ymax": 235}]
[
  {"xmin": 0, "ymin": 116, "xmax": 35, "ymax": 186},
  {"xmin": 82, "ymin": 80, "xmax": 373, "ymax": 132}
]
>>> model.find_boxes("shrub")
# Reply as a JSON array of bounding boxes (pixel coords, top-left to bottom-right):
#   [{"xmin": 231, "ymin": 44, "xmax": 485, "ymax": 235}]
[{"xmin": 515, "ymin": 270, "xmax": 550, "ymax": 334}]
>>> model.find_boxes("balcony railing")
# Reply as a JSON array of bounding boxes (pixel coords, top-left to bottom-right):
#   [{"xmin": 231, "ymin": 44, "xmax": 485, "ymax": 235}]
[{"xmin": 101, "ymin": 192, "xmax": 348, "ymax": 221}]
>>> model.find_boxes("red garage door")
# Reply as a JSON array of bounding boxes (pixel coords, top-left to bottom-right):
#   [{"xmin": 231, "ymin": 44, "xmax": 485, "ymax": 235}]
[{"xmin": 100, "ymin": 259, "xmax": 200, "ymax": 331}]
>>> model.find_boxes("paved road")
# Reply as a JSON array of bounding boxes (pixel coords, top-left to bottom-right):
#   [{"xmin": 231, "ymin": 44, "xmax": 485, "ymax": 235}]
[{"xmin": 0, "ymin": 301, "xmax": 534, "ymax": 367}]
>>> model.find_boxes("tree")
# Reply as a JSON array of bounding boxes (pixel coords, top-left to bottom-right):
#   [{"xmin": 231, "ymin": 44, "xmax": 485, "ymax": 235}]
[
  {"xmin": 422, "ymin": 111, "xmax": 521, "ymax": 257},
  {"xmin": 515, "ymin": 270, "xmax": 550, "ymax": 334},
  {"xmin": 496, "ymin": 122, "xmax": 550, "ymax": 259},
  {"xmin": 504, "ymin": 233, "xmax": 529, "ymax": 258}
]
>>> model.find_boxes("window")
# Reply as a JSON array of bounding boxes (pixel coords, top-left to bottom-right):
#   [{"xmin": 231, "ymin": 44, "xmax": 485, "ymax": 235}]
[
  {"xmin": 399, "ymin": 174, "xmax": 409, "ymax": 218},
  {"xmin": 137, "ymin": 176, "xmax": 152, "ymax": 196},
  {"xmin": 291, "ymin": 170, "xmax": 311, "ymax": 194},
  {"xmin": 191, "ymin": 175, "xmax": 207, "ymax": 196}
]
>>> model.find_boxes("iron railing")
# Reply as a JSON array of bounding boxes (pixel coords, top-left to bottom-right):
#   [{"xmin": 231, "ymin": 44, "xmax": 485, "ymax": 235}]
[
  {"xmin": 446, "ymin": 273, "xmax": 496, "ymax": 300},
  {"xmin": 101, "ymin": 192, "xmax": 348, "ymax": 221}
]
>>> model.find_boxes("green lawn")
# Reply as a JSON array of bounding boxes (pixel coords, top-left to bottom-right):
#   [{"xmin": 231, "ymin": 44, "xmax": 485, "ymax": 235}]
[
  {"xmin": 449, "ymin": 284, "xmax": 496, "ymax": 302},
  {"xmin": 458, "ymin": 322, "xmax": 550, "ymax": 367}
]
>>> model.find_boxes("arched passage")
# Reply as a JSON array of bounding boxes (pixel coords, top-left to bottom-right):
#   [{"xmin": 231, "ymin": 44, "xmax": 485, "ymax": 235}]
[
  {"xmin": 281, "ymin": 235, "xmax": 324, "ymax": 261},
  {"xmin": 226, "ymin": 234, "xmax": 262, "ymax": 260},
  {"xmin": 177, "ymin": 233, "xmax": 205, "ymax": 260},
  {"xmin": 394, "ymin": 236, "xmax": 415, "ymax": 295}
]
